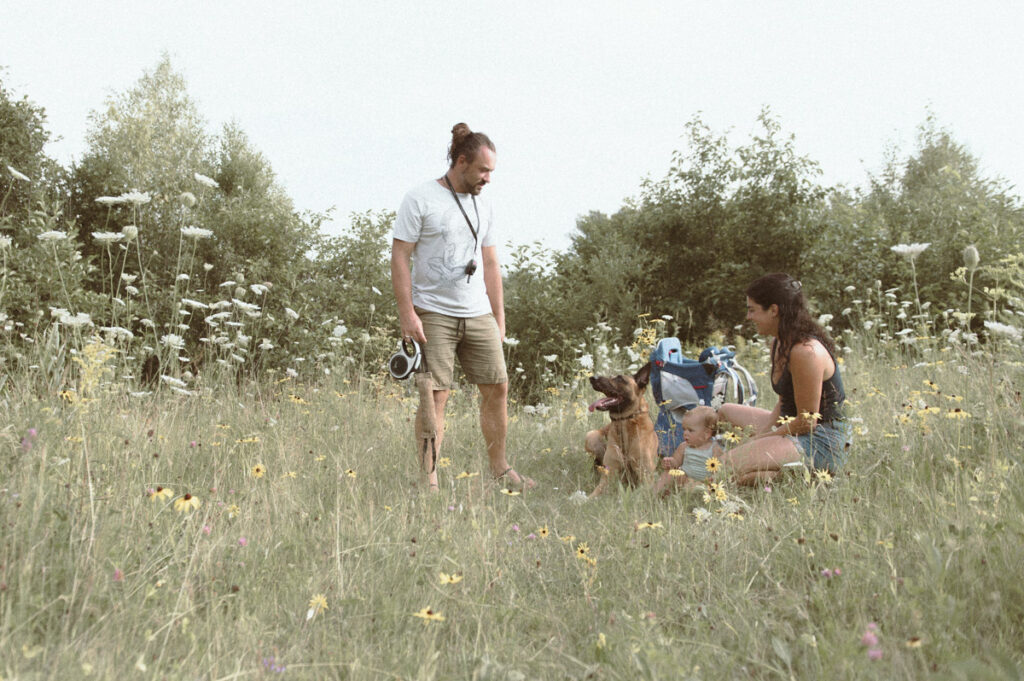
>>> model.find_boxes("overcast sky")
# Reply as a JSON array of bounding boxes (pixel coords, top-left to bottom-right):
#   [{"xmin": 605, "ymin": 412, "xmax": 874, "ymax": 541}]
[{"xmin": 3, "ymin": 1, "xmax": 1022, "ymax": 259}]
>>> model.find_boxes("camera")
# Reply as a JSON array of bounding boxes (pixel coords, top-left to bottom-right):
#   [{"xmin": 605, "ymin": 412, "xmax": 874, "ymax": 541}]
[{"xmin": 388, "ymin": 338, "xmax": 422, "ymax": 380}]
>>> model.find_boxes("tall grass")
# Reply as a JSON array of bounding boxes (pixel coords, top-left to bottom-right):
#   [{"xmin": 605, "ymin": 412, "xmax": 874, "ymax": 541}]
[{"xmin": 1, "ymin": 297, "xmax": 1022, "ymax": 680}]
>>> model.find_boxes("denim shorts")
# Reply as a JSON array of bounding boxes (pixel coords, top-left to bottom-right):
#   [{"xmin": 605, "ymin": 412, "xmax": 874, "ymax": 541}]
[{"xmin": 786, "ymin": 421, "xmax": 852, "ymax": 473}]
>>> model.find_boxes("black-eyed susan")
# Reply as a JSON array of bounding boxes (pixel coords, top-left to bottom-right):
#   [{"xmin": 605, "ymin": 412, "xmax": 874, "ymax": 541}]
[
  {"xmin": 412, "ymin": 607, "xmax": 445, "ymax": 623},
  {"xmin": 149, "ymin": 486, "xmax": 173, "ymax": 502},
  {"xmin": 669, "ymin": 469, "xmax": 686, "ymax": 477},
  {"xmin": 455, "ymin": 471, "xmax": 478, "ymax": 480},
  {"xmin": 905, "ymin": 637, "xmax": 923, "ymax": 648},
  {"xmin": 636, "ymin": 521, "xmax": 663, "ymax": 531},
  {"xmin": 236, "ymin": 436, "xmax": 260, "ymax": 444},
  {"xmin": 288, "ymin": 394, "xmax": 307, "ymax": 404},
  {"xmin": 709, "ymin": 482, "xmax": 727, "ymax": 502},
  {"xmin": 174, "ymin": 493, "xmax": 201, "ymax": 513},
  {"xmin": 537, "ymin": 526, "xmax": 549, "ymax": 538},
  {"xmin": 787, "ymin": 497, "xmax": 800, "ymax": 506},
  {"xmin": 945, "ymin": 408, "xmax": 971, "ymax": 419},
  {"xmin": 345, "ymin": 469, "xmax": 357, "ymax": 479},
  {"xmin": 815, "ymin": 469, "xmax": 833, "ymax": 483},
  {"xmin": 499, "ymin": 488, "xmax": 520, "ymax": 496},
  {"xmin": 560, "ymin": 534, "xmax": 576, "ymax": 544},
  {"xmin": 720, "ymin": 430, "xmax": 741, "ymax": 444},
  {"xmin": 575, "ymin": 542, "xmax": 591, "ymax": 559},
  {"xmin": 226, "ymin": 504, "xmax": 240, "ymax": 519},
  {"xmin": 705, "ymin": 457, "xmax": 721, "ymax": 473},
  {"xmin": 252, "ymin": 464, "xmax": 266, "ymax": 478},
  {"xmin": 306, "ymin": 593, "xmax": 328, "ymax": 621},
  {"xmin": 314, "ymin": 454, "xmax": 326, "ymax": 462},
  {"xmin": 438, "ymin": 572, "xmax": 463, "ymax": 585},
  {"xmin": 436, "ymin": 457, "xmax": 452, "ymax": 468},
  {"xmin": 281, "ymin": 471, "xmax": 297, "ymax": 479},
  {"xmin": 776, "ymin": 415, "xmax": 796, "ymax": 426}
]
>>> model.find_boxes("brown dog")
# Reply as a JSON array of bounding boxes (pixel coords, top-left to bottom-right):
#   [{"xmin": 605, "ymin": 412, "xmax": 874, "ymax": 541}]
[{"xmin": 584, "ymin": 364, "xmax": 657, "ymax": 497}]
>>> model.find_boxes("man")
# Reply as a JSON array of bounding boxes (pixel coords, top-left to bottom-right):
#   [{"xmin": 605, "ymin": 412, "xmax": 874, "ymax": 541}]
[{"xmin": 391, "ymin": 123, "xmax": 533, "ymax": 492}]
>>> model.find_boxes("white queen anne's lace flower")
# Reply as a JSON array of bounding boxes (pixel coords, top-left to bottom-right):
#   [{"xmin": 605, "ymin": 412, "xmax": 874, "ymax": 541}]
[
  {"xmin": 93, "ymin": 231, "xmax": 124, "ymax": 244},
  {"xmin": 193, "ymin": 172, "xmax": 219, "ymax": 189},
  {"xmin": 161, "ymin": 334, "xmax": 185, "ymax": 350},
  {"xmin": 983, "ymin": 320, "xmax": 1022, "ymax": 342},
  {"xmin": 285, "ymin": 307, "xmax": 299, "ymax": 321},
  {"xmin": 0, "ymin": 235, "xmax": 12, "ymax": 251},
  {"xmin": 96, "ymin": 196, "xmax": 127, "ymax": 206},
  {"xmin": 890, "ymin": 243, "xmax": 930, "ymax": 260},
  {"xmin": 38, "ymin": 231, "xmax": 67, "ymax": 242},
  {"xmin": 181, "ymin": 226, "xmax": 213, "ymax": 240},
  {"xmin": 119, "ymin": 190, "xmax": 151, "ymax": 205},
  {"xmin": 6, "ymin": 165, "xmax": 30, "ymax": 182},
  {"xmin": 121, "ymin": 225, "xmax": 138, "ymax": 241}
]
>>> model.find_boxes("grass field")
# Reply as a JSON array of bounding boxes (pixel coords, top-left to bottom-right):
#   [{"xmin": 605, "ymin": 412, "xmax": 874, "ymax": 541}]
[{"xmin": 1, "ymin": 330, "xmax": 1023, "ymax": 680}]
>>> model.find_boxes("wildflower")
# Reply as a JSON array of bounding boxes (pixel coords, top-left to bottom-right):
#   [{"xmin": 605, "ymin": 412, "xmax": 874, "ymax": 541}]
[
  {"xmin": 0, "ymin": 235, "xmax": 11, "ymax": 250},
  {"xmin": 177, "ymin": 273, "xmax": 190, "ymax": 281},
  {"xmin": 173, "ymin": 494, "xmax": 200, "ymax": 513},
  {"xmin": 538, "ymin": 526, "xmax": 549, "ymax": 538},
  {"xmin": 983, "ymin": 320, "xmax": 1022, "ymax": 342},
  {"xmin": 861, "ymin": 631, "xmax": 878, "ymax": 647},
  {"xmin": 891, "ymin": 242, "xmax": 930, "ymax": 260},
  {"xmin": 543, "ymin": 354, "xmax": 558, "ymax": 362},
  {"xmin": 668, "ymin": 469, "xmax": 686, "ymax": 477},
  {"xmin": 560, "ymin": 535, "xmax": 576, "ymax": 543},
  {"xmin": 285, "ymin": 368, "xmax": 298, "ymax": 378},
  {"xmin": 194, "ymin": 172, "xmax": 219, "ymax": 189},
  {"xmin": 786, "ymin": 497, "xmax": 799, "ymax": 506},
  {"xmin": 160, "ymin": 375, "xmax": 187, "ymax": 389},
  {"xmin": 238, "ymin": 537, "xmax": 248, "ymax": 547},
  {"xmin": 161, "ymin": 334, "xmax": 186, "ymax": 351},
  {"xmin": 503, "ymin": 337, "xmax": 520, "ymax": 346},
  {"xmin": 345, "ymin": 469, "xmax": 356, "ymax": 479},
  {"xmin": 692, "ymin": 507, "xmax": 712, "ymax": 522},
  {"xmin": 281, "ymin": 471, "xmax": 296, "ymax": 479},
  {"xmin": 289, "ymin": 394, "xmax": 307, "ymax": 404},
  {"xmin": 814, "ymin": 470, "xmax": 833, "ymax": 483},
  {"xmin": 455, "ymin": 471, "xmax": 478, "ymax": 480},
  {"xmin": 436, "ymin": 457, "xmax": 452, "ymax": 468},
  {"xmin": 720, "ymin": 431, "xmax": 741, "ymax": 443},
  {"xmin": 250, "ymin": 283, "xmax": 269, "ymax": 296},
  {"xmin": 285, "ymin": 307, "xmax": 299, "ymax": 320},
  {"xmin": 119, "ymin": 190, "xmax": 151, "ymax": 205},
  {"xmin": 867, "ymin": 648, "xmax": 883, "ymax": 661},
  {"xmin": 121, "ymin": 225, "xmax": 138, "ymax": 240},
  {"xmin": 945, "ymin": 408, "xmax": 971, "ymax": 419},
  {"xmin": 148, "ymin": 486, "xmax": 174, "ymax": 501},
  {"xmin": 636, "ymin": 521, "xmax": 663, "ymax": 530},
  {"xmin": 258, "ymin": 339, "xmax": 273, "ymax": 351},
  {"xmin": 499, "ymin": 488, "xmax": 520, "ymax": 496},
  {"xmin": 709, "ymin": 482, "xmax": 727, "ymax": 502},
  {"xmin": 306, "ymin": 593, "xmax": 328, "ymax": 621},
  {"xmin": 438, "ymin": 572, "xmax": 463, "ymax": 584},
  {"xmin": 331, "ymin": 324, "xmax": 347, "ymax": 338},
  {"xmin": 96, "ymin": 195, "xmax": 127, "ymax": 206},
  {"xmin": 37, "ymin": 231, "xmax": 68, "ymax": 242},
  {"xmin": 905, "ymin": 637, "xmax": 922, "ymax": 648},
  {"xmin": 59, "ymin": 312, "xmax": 93, "ymax": 328},
  {"xmin": 575, "ymin": 543, "xmax": 591, "ymax": 559},
  {"xmin": 412, "ymin": 607, "xmax": 445, "ymax": 623},
  {"xmin": 92, "ymin": 231, "xmax": 124, "ymax": 244},
  {"xmin": 226, "ymin": 504, "xmax": 240, "ymax": 518},
  {"xmin": 578, "ymin": 353, "xmax": 594, "ymax": 369},
  {"xmin": 705, "ymin": 457, "xmax": 721, "ymax": 473},
  {"xmin": 181, "ymin": 298, "xmax": 209, "ymax": 310},
  {"xmin": 963, "ymin": 244, "xmax": 980, "ymax": 271},
  {"xmin": 252, "ymin": 464, "xmax": 266, "ymax": 478},
  {"xmin": 6, "ymin": 165, "xmax": 30, "ymax": 182},
  {"xmin": 113, "ymin": 568, "xmax": 124, "ymax": 582}
]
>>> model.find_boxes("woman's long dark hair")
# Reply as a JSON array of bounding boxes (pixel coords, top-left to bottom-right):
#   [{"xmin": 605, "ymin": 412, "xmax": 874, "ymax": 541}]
[{"xmin": 746, "ymin": 273, "xmax": 835, "ymax": 364}]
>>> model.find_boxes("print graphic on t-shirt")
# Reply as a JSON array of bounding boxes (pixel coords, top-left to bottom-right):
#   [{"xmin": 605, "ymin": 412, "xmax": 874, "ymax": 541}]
[{"xmin": 426, "ymin": 204, "xmax": 476, "ymax": 291}]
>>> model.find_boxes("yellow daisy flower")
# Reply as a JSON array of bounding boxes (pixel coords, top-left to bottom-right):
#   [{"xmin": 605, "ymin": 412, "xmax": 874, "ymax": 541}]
[
  {"xmin": 236, "ymin": 436, "xmax": 260, "ymax": 444},
  {"xmin": 499, "ymin": 488, "xmax": 520, "ymax": 496},
  {"xmin": 436, "ymin": 457, "xmax": 452, "ymax": 468},
  {"xmin": 288, "ymin": 394, "xmax": 307, "ymax": 404},
  {"xmin": 149, "ymin": 486, "xmax": 173, "ymax": 502},
  {"xmin": 705, "ymin": 457, "xmax": 721, "ymax": 473},
  {"xmin": 636, "ymin": 521, "xmax": 663, "ymax": 530},
  {"xmin": 252, "ymin": 464, "xmax": 266, "ymax": 478},
  {"xmin": 815, "ymin": 469, "xmax": 833, "ymax": 483},
  {"xmin": 173, "ymin": 493, "xmax": 201, "ymax": 513},
  {"xmin": 438, "ymin": 572, "xmax": 463, "ymax": 584},
  {"xmin": 537, "ymin": 526, "xmax": 549, "ymax": 538},
  {"xmin": 905, "ymin": 637, "xmax": 923, "ymax": 648},
  {"xmin": 575, "ymin": 542, "xmax": 591, "ymax": 559},
  {"xmin": 669, "ymin": 469, "xmax": 686, "ymax": 477},
  {"xmin": 226, "ymin": 504, "xmax": 240, "ymax": 519},
  {"xmin": 345, "ymin": 469, "xmax": 357, "ymax": 479},
  {"xmin": 721, "ymin": 431, "xmax": 741, "ymax": 443},
  {"xmin": 560, "ymin": 535, "xmax": 576, "ymax": 543},
  {"xmin": 282, "ymin": 471, "xmax": 297, "ymax": 479},
  {"xmin": 412, "ymin": 607, "xmax": 445, "ymax": 623},
  {"xmin": 455, "ymin": 471, "xmax": 479, "ymax": 480},
  {"xmin": 306, "ymin": 593, "xmax": 327, "ymax": 621}
]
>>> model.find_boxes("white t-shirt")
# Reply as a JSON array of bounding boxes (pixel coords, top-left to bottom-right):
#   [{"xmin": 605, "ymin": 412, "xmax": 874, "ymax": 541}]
[{"xmin": 394, "ymin": 179, "xmax": 497, "ymax": 317}]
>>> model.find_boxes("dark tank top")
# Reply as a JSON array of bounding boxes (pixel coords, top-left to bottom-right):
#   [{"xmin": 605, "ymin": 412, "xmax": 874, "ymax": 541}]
[{"xmin": 771, "ymin": 339, "xmax": 846, "ymax": 423}]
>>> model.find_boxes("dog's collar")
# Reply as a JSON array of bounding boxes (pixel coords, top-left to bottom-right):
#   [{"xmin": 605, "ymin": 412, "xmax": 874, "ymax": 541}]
[{"xmin": 609, "ymin": 409, "xmax": 644, "ymax": 422}]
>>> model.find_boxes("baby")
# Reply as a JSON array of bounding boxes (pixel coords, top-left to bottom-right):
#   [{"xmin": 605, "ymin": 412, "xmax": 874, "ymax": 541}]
[{"xmin": 653, "ymin": 406, "xmax": 723, "ymax": 496}]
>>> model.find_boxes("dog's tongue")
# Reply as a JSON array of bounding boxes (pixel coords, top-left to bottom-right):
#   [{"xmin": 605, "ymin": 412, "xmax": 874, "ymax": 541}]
[{"xmin": 589, "ymin": 396, "xmax": 621, "ymax": 412}]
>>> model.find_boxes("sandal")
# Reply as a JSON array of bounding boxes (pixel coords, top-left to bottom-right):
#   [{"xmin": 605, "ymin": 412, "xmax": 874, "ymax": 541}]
[{"xmin": 495, "ymin": 466, "xmax": 536, "ymax": 492}]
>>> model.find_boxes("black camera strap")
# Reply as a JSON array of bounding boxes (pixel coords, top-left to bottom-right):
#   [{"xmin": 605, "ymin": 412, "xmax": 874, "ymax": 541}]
[{"xmin": 443, "ymin": 175, "xmax": 479, "ymax": 249}]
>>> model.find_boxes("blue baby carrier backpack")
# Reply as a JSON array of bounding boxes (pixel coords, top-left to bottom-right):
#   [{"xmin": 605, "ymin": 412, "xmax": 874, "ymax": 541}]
[{"xmin": 649, "ymin": 339, "xmax": 758, "ymax": 458}]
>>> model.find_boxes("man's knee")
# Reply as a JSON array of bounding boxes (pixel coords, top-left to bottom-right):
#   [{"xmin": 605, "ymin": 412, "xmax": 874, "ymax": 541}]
[{"xmin": 478, "ymin": 382, "xmax": 508, "ymax": 404}]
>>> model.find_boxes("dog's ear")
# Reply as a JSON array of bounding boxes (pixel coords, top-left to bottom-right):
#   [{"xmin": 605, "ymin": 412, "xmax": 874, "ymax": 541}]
[{"xmin": 633, "ymin": 362, "xmax": 652, "ymax": 390}]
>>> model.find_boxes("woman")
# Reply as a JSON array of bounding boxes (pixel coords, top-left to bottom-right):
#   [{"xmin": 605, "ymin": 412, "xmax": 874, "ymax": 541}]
[{"xmin": 718, "ymin": 273, "xmax": 850, "ymax": 485}]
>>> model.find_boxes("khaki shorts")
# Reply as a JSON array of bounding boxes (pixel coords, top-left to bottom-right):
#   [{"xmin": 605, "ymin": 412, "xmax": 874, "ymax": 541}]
[{"xmin": 416, "ymin": 307, "xmax": 507, "ymax": 390}]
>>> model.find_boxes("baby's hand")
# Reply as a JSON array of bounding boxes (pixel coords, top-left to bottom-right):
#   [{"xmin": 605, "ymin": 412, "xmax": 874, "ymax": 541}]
[{"xmin": 661, "ymin": 458, "xmax": 674, "ymax": 470}]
